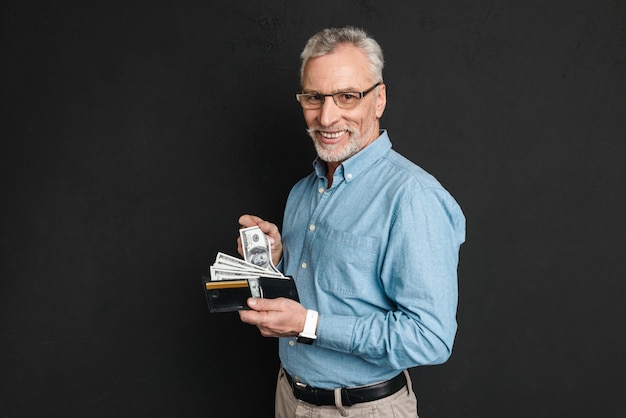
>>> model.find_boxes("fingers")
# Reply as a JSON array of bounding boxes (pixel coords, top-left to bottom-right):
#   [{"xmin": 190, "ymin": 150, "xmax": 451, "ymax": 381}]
[
  {"xmin": 261, "ymin": 220, "xmax": 280, "ymax": 239},
  {"xmin": 238, "ymin": 214, "xmax": 278, "ymax": 237},
  {"xmin": 237, "ymin": 214, "xmax": 283, "ymax": 261},
  {"xmin": 238, "ymin": 298, "xmax": 308, "ymax": 338},
  {"xmin": 238, "ymin": 214, "xmax": 264, "ymax": 228},
  {"xmin": 237, "ymin": 215, "xmax": 263, "ymax": 256},
  {"xmin": 238, "ymin": 299, "xmax": 275, "ymax": 332},
  {"xmin": 246, "ymin": 296, "xmax": 276, "ymax": 311}
]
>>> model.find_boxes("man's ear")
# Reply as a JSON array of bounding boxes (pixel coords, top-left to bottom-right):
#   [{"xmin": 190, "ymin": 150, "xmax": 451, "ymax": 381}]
[{"xmin": 375, "ymin": 83, "xmax": 387, "ymax": 119}]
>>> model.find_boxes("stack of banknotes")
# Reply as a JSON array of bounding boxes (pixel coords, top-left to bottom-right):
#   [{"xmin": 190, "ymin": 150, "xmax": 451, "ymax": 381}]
[
  {"xmin": 204, "ymin": 226, "xmax": 298, "ymax": 307},
  {"xmin": 208, "ymin": 226, "xmax": 286, "ymax": 282}
]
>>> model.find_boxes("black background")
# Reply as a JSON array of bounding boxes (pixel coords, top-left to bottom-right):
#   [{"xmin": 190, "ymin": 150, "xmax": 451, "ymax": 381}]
[{"xmin": 1, "ymin": 1, "xmax": 625, "ymax": 417}]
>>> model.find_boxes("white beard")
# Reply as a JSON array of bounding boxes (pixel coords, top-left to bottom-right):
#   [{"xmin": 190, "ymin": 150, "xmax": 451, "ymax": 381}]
[{"xmin": 307, "ymin": 119, "xmax": 376, "ymax": 163}]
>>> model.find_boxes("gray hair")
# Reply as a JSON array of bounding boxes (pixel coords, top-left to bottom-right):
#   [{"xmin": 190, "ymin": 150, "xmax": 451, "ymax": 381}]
[{"xmin": 299, "ymin": 26, "xmax": 384, "ymax": 85}]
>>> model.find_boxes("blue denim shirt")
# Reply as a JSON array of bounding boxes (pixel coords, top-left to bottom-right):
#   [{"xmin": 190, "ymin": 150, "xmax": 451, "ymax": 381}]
[{"xmin": 279, "ymin": 130, "xmax": 466, "ymax": 389}]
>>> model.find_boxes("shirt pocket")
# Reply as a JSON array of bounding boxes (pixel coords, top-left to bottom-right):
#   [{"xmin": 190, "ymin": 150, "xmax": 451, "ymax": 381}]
[{"xmin": 317, "ymin": 228, "xmax": 379, "ymax": 297}]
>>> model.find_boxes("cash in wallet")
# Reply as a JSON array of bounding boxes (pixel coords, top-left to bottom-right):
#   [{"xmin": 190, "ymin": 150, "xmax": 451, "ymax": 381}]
[{"xmin": 203, "ymin": 227, "xmax": 299, "ymax": 313}]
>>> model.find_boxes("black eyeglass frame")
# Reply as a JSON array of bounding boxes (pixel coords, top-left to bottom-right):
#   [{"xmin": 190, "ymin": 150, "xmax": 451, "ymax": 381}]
[{"xmin": 295, "ymin": 82, "xmax": 382, "ymax": 109}]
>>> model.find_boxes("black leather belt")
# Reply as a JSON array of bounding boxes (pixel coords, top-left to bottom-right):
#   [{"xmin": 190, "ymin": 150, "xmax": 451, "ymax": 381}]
[{"xmin": 285, "ymin": 370, "xmax": 406, "ymax": 406}]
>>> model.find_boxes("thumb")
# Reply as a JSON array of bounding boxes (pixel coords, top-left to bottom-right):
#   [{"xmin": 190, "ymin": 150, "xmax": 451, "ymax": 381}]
[
  {"xmin": 247, "ymin": 297, "xmax": 264, "ymax": 311},
  {"xmin": 239, "ymin": 214, "xmax": 264, "ymax": 228}
]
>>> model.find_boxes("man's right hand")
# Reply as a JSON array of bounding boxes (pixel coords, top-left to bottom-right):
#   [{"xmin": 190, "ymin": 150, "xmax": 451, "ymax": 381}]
[{"xmin": 237, "ymin": 214, "xmax": 283, "ymax": 268}]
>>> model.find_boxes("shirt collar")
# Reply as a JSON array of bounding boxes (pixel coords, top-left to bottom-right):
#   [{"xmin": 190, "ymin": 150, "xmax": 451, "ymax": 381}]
[{"xmin": 312, "ymin": 130, "xmax": 392, "ymax": 184}]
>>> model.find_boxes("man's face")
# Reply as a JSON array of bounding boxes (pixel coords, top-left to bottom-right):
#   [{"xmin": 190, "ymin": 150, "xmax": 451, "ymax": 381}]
[{"xmin": 301, "ymin": 44, "xmax": 386, "ymax": 164}]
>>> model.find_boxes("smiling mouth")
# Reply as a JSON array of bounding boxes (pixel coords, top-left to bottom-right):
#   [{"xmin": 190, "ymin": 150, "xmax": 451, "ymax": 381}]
[{"xmin": 319, "ymin": 130, "xmax": 347, "ymax": 139}]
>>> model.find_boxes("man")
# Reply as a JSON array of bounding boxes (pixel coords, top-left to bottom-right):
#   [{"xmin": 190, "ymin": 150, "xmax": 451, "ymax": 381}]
[{"xmin": 238, "ymin": 26, "xmax": 465, "ymax": 417}]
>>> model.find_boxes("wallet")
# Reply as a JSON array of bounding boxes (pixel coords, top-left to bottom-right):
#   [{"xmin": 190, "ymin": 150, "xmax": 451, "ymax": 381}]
[{"xmin": 202, "ymin": 276, "xmax": 300, "ymax": 313}]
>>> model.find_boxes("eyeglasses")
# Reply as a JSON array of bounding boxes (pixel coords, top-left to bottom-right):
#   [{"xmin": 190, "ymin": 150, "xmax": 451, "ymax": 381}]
[{"xmin": 295, "ymin": 82, "xmax": 381, "ymax": 110}]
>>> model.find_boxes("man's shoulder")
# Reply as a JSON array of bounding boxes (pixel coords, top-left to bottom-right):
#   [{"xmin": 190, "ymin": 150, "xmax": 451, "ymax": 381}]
[{"xmin": 381, "ymin": 149, "xmax": 443, "ymax": 190}]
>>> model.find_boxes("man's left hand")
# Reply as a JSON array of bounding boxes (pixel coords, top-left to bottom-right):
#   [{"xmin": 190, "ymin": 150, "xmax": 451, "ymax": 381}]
[{"xmin": 239, "ymin": 297, "xmax": 307, "ymax": 338}]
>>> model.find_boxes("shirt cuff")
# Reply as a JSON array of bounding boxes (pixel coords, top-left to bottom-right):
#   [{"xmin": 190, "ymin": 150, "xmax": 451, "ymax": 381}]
[{"xmin": 315, "ymin": 313, "xmax": 357, "ymax": 352}]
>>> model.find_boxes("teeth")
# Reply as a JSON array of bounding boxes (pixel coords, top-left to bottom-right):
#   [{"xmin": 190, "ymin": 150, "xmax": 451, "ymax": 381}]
[{"xmin": 320, "ymin": 130, "xmax": 346, "ymax": 139}]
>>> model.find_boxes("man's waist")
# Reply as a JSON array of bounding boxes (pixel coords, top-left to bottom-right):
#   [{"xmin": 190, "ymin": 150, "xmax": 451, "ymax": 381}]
[
  {"xmin": 279, "ymin": 348, "xmax": 400, "ymax": 388},
  {"xmin": 284, "ymin": 368, "xmax": 407, "ymax": 406}
]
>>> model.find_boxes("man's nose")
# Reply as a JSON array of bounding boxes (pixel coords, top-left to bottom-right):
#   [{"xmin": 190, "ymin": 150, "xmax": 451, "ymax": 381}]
[{"xmin": 319, "ymin": 96, "xmax": 341, "ymax": 126}]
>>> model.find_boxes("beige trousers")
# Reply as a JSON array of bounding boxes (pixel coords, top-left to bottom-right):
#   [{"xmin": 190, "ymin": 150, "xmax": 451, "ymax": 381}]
[{"xmin": 274, "ymin": 367, "xmax": 419, "ymax": 418}]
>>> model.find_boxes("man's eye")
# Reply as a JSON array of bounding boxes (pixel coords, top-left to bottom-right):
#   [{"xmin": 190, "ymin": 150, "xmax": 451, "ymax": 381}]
[
  {"xmin": 307, "ymin": 95, "xmax": 323, "ymax": 102},
  {"xmin": 338, "ymin": 93, "xmax": 358, "ymax": 102}
]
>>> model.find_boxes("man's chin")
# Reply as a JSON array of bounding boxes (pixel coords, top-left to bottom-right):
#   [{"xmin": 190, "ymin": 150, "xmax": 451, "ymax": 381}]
[{"xmin": 315, "ymin": 146, "xmax": 356, "ymax": 163}]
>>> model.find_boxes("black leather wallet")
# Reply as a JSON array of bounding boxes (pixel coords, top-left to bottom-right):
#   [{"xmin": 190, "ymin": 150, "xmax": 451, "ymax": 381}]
[{"xmin": 203, "ymin": 276, "xmax": 299, "ymax": 313}]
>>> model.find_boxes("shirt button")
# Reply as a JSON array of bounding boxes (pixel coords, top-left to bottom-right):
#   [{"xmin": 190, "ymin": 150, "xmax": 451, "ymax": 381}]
[
  {"xmin": 301, "ymin": 262, "xmax": 307, "ymax": 269},
  {"xmin": 347, "ymin": 173, "xmax": 353, "ymax": 179},
  {"xmin": 289, "ymin": 340, "xmax": 295, "ymax": 346},
  {"xmin": 318, "ymin": 187, "xmax": 324, "ymax": 193},
  {"xmin": 309, "ymin": 224, "xmax": 315, "ymax": 231}
]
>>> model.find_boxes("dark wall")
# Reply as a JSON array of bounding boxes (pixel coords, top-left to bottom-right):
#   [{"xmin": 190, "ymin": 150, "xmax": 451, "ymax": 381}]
[{"xmin": 1, "ymin": 1, "xmax": 624, "ymax": 417}]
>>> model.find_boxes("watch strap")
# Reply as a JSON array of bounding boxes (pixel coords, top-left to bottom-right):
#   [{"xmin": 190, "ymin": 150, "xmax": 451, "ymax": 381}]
[{"xmin": 297, "ymin": 309, "xmax": 318, "ymax": 343}]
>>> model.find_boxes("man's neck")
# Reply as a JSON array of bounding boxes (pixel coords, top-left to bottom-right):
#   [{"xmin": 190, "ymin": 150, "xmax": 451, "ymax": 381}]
[{"xmin": 326, "ymin": 161, "xmax": 341, "ymax": 188}]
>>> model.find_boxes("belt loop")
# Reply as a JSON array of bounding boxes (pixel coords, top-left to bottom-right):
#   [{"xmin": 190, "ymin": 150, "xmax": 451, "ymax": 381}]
[
  {"xmin": 403, "ymin": 370, "xmax": 412, "ymax": 395},
  {"xmin": 334, "ymin": 388, "xmax": 350, "ymax": 416},
  {"xmin": 340, "ymin": 388, "xmax": 353, "ymax": 407}
]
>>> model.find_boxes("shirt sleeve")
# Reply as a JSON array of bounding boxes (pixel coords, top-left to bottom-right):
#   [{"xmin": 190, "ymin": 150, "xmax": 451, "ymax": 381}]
[{"xmin": 315, "ymin": 185, "xmax": 466, "ymax": 369}]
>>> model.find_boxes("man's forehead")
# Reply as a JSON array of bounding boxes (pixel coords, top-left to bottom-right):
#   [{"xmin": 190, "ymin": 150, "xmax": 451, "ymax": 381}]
[{"xmin": 302, "ymin": 53, "xmax": 372, "ymax": 91}]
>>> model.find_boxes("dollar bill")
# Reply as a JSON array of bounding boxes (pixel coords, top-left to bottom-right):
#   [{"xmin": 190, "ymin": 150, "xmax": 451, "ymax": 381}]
[
  {"xmin": 248, "ymin": 278, "xmax": 262, "ymax": 298},
  {"xmin": 214, "ymin": 252, "xmax": 283, "ymax": 278},
  {"xmin": 239, "ymin": 226, "xmax": 280, "ymax": 273},
  {"xmin": 204, "ymin": 227, "xmax": 286, "ymax": 299},
  {"xmin": 209, "ymin": 266, "xmax": 261, "ymax": 281}
]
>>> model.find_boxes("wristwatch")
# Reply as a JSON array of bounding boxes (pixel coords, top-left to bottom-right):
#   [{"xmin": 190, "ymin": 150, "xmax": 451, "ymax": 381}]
[{"xmin": 296, "ymin": 309, "xmax": 318, "ymax": 344}]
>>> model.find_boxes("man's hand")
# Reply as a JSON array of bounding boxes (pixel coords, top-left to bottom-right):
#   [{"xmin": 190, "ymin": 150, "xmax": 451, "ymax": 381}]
[
  {"xmin": 238, "ymin": 297, "xmax": 307, "ymax": 338},
  {"xmin": 237, "ymin": 214, "xmax": 283, "ymax": 268}
]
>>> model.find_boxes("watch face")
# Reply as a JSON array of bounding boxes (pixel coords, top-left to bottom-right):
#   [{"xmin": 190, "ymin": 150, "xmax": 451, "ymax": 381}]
[{"xmin": 296, "ymin": 336, "xmax": 315, "ymax": 345}]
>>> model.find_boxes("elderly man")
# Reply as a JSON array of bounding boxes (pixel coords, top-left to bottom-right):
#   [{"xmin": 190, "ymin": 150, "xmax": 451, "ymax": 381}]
[{"xmin": 238, "ymin": 26, "xmax": 466, "ymax": 418}]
